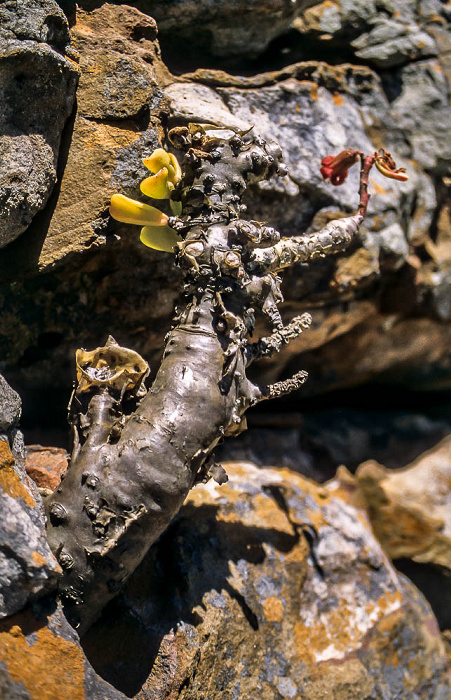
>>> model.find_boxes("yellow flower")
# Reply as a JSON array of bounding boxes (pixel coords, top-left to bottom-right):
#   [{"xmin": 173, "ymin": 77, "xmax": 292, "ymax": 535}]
[
  {"xmin": 109, "ymin": 193, "xmax": 182, "ymax": 253},
  {"xmin": 109, "ymin": 148, "xmax": 183, "ymax": 252},
  {"xmin": 140, "ymin": 149, "xmax": 182, "ymax": 199}
]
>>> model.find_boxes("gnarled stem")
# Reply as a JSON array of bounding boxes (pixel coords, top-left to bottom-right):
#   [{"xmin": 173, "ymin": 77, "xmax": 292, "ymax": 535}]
[{"xmin": 45, "ymin": 125, "xmax": 371, "ymax": 633}]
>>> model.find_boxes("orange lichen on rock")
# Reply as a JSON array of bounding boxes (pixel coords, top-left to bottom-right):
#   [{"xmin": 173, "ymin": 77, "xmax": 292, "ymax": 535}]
[
  {"xmin": 0, "ymin": 441, "xmax": 35, "ymax": 507},
  {"xmin": 263, "ymin": 596, "xmax": 284, "ymax": 622},
  {"xmin": 0, "ymin": 609, "xmax": 86, "ymax": 700}
]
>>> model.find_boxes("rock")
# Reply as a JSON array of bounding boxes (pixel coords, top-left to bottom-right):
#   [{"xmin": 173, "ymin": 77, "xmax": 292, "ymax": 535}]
[
  {"xmin": 355, "ymin": 436, "xmax": 451, "ymax": 569},
  {"xmin": 0, "ymin": 599, "xmax": 127, "ymax": 700},
  {"xmin": 0, "ymin": 440, "xmax": 60, "ymax": 618},
  {"xmin": 81, "ymin": 462, "xmax": 450, "ymax": 698},
  {"xmin": 1, "ymin": 4, "xmax": 451, "ymax": 424},
  {"xmin": 0, "ymin": 3, "xmax": 169, "ymax": 275},
  {"xmin": 329, "ymin": 435, "xmax": 451, "ymax": 631},
  {"xmin": 384, "ymin": 60, "xmax": 451, "ymax": 174},
  {"xmin": 218, "ymin": 400, "xmax": 451, "ymax": 482},
  {"xmin": 294, "ymin": 0, "xmax": 445, "ymax": 69},
  {"xmin": 25, "ymin": 445, "xmax": 68, "ymax": 491},
  {"xmin": 0, "ymin": 374, "xmax": 21, "ymax": 432},
  {"xmin": 139, "ymin": 0, "xmax": 314, "ymax": 60},
  {"xmin": 0, "ymin": 0, "xmax": 79, "ymax": 247}
]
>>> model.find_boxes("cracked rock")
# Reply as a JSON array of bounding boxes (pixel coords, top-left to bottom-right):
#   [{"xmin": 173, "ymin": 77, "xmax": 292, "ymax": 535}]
[{"xmin": 0, "ymin": 0, "xmax": 79, "ymax": 247}]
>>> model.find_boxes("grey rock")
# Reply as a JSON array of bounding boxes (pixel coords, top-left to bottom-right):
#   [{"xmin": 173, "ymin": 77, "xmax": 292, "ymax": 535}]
[
  {"xmin": 165, "ymin": 82, "xmax": 253, "ymax": 132},
  {"xmin": 296, "ymin": 0, "xmax": 443, "ymax": 69},
  {"xmin": 383, "ymin": 60, "xmax": 451, "ymax": 173},
  {"xmin": 0, "ymin": 661, "xmax": 31, "ymax": 700},
  {"xmin": 143, "ymin": 0, "xmax": 316, "ymax": 58},
  {"xmin": 0, "ymin": 439, "xmax": 60, "ymax": 619},
  {"xmin": 352, "ymin": 21, "xmax": 437, "ymax": 68},
  {"xmin": 111, "ymin": 129, "xmax": 161, "ymax": 198},
  {"xmin": 0, "ymin": 374, "xmax": 21, "ymax": 431},
  {"xmin": 0, "ymin": 0, "xmax": 71, "ymax": 50},
  {"xmin": 369, "ymin": 222, "xmax": 410, "ymax": 272},
  {"xmin": 0, "ymin": 1, "xmax": 78, "ymax": 248}
]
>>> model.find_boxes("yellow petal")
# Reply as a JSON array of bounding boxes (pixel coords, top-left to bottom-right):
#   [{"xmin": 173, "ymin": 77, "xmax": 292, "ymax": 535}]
[
  {"xmin": 140, "ymin": 168, "xmax": 171, "ymax": 199},
  {"xmin": 140, "ymin": 225, "xmax": 182, "ymax": 252},
  {"xmin": 167, "ymin": 153, "xmax": 182, "ymax": 183},
  {"xmin": 110, "ymin": 193, "xmax": 168, "ymax": 226},
  {"xmin": 143, "ymin": 148, "xmax": 171, "ymax": 174}
]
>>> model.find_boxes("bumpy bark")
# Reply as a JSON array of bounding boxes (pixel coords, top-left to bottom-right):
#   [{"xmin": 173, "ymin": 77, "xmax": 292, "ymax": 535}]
[{"xmin": 45, "ymin": 125, "xmax": 368, "ymax": 634}]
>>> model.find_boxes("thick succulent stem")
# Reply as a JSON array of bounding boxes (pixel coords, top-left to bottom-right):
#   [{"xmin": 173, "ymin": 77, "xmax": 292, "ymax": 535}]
[
  {"xmin": 45, "ymin": 125, "xmax": 368, "ymax": 633},
  {"xmin": 249, "ymin": 214, "xmax": 364, "ymax": 274}
]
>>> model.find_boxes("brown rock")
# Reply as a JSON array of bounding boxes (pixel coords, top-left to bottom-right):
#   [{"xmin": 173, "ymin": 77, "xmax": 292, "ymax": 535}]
[
  {"xmin": 355, "ymin": 436, "xmax": 451, "ymax": 569},
  {"xmin": 81, "ymin": 462, "xmax": 450, "ymax": 699},
  {"xmin": 25, "ymin": 445, "xmax": 68, "ymax": 491}
]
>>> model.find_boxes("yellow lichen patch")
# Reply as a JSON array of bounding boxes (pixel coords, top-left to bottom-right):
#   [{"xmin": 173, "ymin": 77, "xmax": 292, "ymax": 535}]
[
  {"xmin": 0, "ymin": 442, "xmax": 35, "ymax": 508},
  {"xmin": 332, "ymin": 92, "xmax": 344, "ymax": 106},
  {"xmin": 263, "ymin": 597, "xmax": 284, "ymax": 622},
  {"xmin": 0, "ymin": 609, "xmax": 86, "ymax": 700},
  {"xmin": 310, "ymin": 82, "xmax": 318, "ymax": 101}
]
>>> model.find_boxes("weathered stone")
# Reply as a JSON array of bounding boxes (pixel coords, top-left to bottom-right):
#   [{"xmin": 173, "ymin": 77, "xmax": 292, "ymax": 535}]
[
  {"xmin": 383, "ymin": 60, "xmax": 451, "ymax": 173},
  {"xmin": 81, "ymin": 462, "xmax": 450, "ymax": 699},
  {"xmin": 25, "ymin": 445, "xmax": 68, "ymax": 492},
  {"xmin": 219, "ymin": 401, "xmax": 451, "ymax": 481},
  {"xmin": 355, "ymin": 436, "xmax": 451, "ymax": 569},
  {"xmin": 0, "ymin": 3, "xmax": 169, "ymax": 274},
  {"xmin": 138, "ymin": 0, "xmax": 314, "ymax": 59},
  {"xmin": 0, "ymin": 374, "xmax": 21, "ymax": 432},
  {"xmin": 0, "ymin": 599, "xmax": 127, "ymax": 700},
  {"xmin": 0, "ymin": 0, "xmax": 72, "ymax": 50},
  {"xmin": 0, "ymin": 441, "xmax": 60, "ymax": 618},
  {"xmin": 0, "ymin": 0, "xmax": 79, "ymax": 247},
  {"xmin": 294, "ymin": 0, "xmax": 445, "ymax": 69}
]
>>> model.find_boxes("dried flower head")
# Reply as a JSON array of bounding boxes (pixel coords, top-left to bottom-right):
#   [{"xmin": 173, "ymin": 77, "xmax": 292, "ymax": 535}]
[{"xmin": 374, "ymin": 149, "xmax": 408, "ymax": 181}]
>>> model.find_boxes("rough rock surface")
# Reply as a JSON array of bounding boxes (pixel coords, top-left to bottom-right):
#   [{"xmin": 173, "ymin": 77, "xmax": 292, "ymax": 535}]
[
  {"xmin": 0, "ymin": 599, "xmax": 127, "ymax": 700},
  {"xmin": 82, "ymin": 462, "xmax": 450, "ymax": 699},
  {"xmin": 1, "ymin": 1, "xmax": 451, "ymax": 404},
  {"xmin": 25, "ymin": 444, "xmax": 68, "ymax": 492},
  {"xmin": 0, "ymin": 374, "xmax": 60, "ymax": 619},
  {"xmin": 0, "ymin": 377, "xmax": 130, "ymax": 699},
  {"xmin": 356, "ymin": 436, "xmax": 451, "ymax": 569},
  {"xmin": 136, "ymin": 0, "xmax": 315, "ymax": 59},
  {"xmin": 294, "ymin": 0, "xmax": 448, "ymax": 69},
  {"xmin": 0, "ymin": 0, "xmax": 79, "ymax": 247}
]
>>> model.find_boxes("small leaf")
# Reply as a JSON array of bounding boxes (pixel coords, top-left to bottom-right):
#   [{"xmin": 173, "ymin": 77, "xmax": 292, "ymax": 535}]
[
  {"xmin": 110, "ymin": 194, "xmax": 168, "ymax": 226},
  {"xmin": 169, "ymin": 199, "xmax": 183, "ymax": 216},
  {"xmin": 140, "ymin": 225, "xmax": 182, "ymax": 252},
  {"xmin": 140, "ymin": 168, "xmax": 171, "ymax": 199}
]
